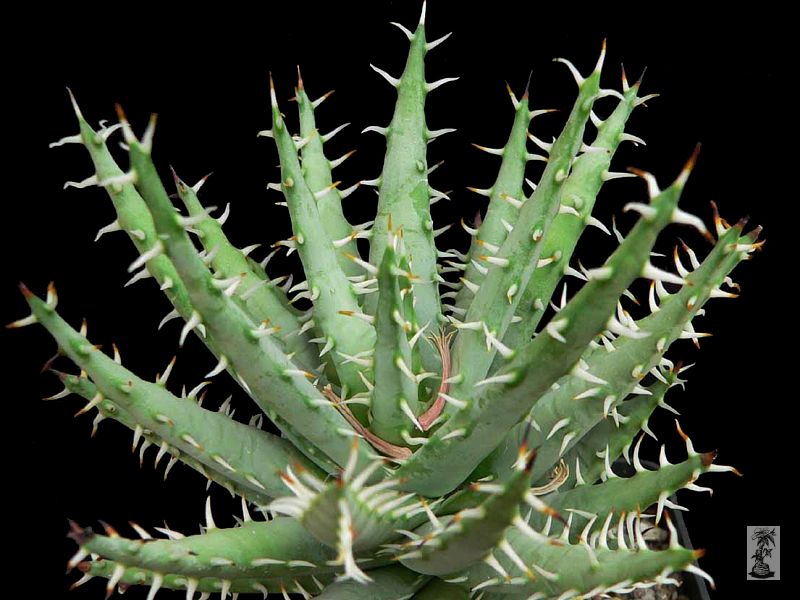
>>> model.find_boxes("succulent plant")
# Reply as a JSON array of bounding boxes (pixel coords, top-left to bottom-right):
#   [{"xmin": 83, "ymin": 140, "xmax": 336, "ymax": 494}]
[{"xmin": 9, "ymin": 3, "xmax": 763, "ymax": 598}]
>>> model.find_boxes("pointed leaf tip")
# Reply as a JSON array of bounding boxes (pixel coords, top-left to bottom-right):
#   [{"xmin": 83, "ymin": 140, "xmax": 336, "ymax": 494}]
[
  {"xmin": 18, "ymin": 281, "xmax": 32, "ymax": 298},
  {"xmin": 296, "ymin": 65, "xmax": 304, "ymax": 90},
  {"xmin": 66, "ymin": 87, "xmax": 83, "ymax": 119},
  {"xmin": 168, "ymin": 164, "xmax": 183, "ymax": 187},
  {"xmin": 523, "ymin": 69, "xmax": 532, "ymax": 100},
  {"xmin": 595, "ymin": 38, "xmax": 607, "ymax": 72},
  {"xmin": 114, "ymin": 103, "xmax": 127, "ymax": 123},
  {"xmin": 636, "ymin": 66, "xmax": 648, "ymax": 88}
]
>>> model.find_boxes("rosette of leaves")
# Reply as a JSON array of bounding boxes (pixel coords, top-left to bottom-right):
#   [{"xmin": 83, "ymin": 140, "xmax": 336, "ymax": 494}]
[{"xmin": 10, "ymin": 2, "xmax": 762, "ymax": 598}]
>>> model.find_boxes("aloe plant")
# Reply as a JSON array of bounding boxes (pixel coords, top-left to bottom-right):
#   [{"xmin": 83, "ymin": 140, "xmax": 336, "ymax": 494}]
[{"xmin": 9, "ymin": 3, "xmax": 763, "ymax": 598}]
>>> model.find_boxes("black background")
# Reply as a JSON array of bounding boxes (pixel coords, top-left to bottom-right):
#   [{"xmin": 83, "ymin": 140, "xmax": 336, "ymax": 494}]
[{"xmin": 4, "ymin": 2, "xmax": 790, "ymax": 597}]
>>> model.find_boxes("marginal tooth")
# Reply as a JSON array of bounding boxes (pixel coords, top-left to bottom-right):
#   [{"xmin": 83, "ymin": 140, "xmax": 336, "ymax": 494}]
[
  {"xmin": 506, "ymin": 282, "xmax": 518, "ymax": 304},
  {"xmin": 361, "ymin": 124, "xmax": 388, "ymax": 136},
  {"xmin": 94, "ymin": 219, "xmax": 123, "ymax": 241},
  {"xmin": 344, "ymin": 253, "xmax": 378, "ymax": 274},
  {"xmin": 563, "ymin": 264, "xmax": 587, "ymax": 281},
  {"xmin": 205, "ymin": 355, "xmax": 228, "ymax": 378},
  {"xmin": 607, "ymin": 316, "xmax": 649, "ymax": 339},
  {"xmin": 475, "ymin": 372, "xmax": 517, "ymax": 387},
  {"xmin": 459, "ymin": 277, "xmax": 480, "ymax": 294},
  {"xmin": 460, "ymin": 218, "xmax": 479, "ymax": 236},
  {"xmin": 672, "ymin": 207, "xmax": 710, "ymax": 237},
  {"xmin": 546, "ymin": 418, "xmax": 570, "ymax": 440},
  {"xmin": 127, "ymin": 241, "xmax": 164, "ymax": 273},
  {"xmin": 616, "ymin": 512, "xmax": 628, "ymax": 550},
  {"xmin": 389, "ymin": 20, "xmax": 414, "ymax": 40},
  {"xmin": 484, "ymin": 552, "xmax": 509, "ymax": 580},
  {"xmin": 527, "ymin": 132, "xmax": 553, "ymax": 152},
  {"xmin": 106, "ymin": 563, "xmax": 125, "ymax": 597},
  {"xmin": 97, "ymin": 170, "xmax": 137, "ymax": 188},
  {"xmin": 586, "ymin": 266, "xmax": 613, "ymax": 281},
  {"xmin": 684, "ymin": 564, "xmax": 715, "ymax": 589},
  {"xmin": 554, "ymin": 57, "xmax": 585, "ymax": 86},
  {"xmin": 145, "ymin": 573, "xmax": 163, "ymax": 600},
  {"xmin": 328, "ymin": 149, "xmax": 357, "ymax": 170},
  {"xmin": 572, "ymin": 362, "xmax": 608, "ymax": 385},
  {"xmin": 179, "ymin": 311, "xmax": 203, "ymax": 347},
  {"xmin": 499, "ymin": 192, "xmax": 525, "ymax": 209},
  {"xmin": 499, "ymin": 539, "xmax": 534, "ymax": 580},
  {"xmin": 50, "ymin": 132, "xmax": 83, "ymax": 148},
  {"xmin": 710, "ymin": 286, "xmax": 738, "ymax": 299},
  {"xmin": 623, "ymin": 201, "xmax": 658, "ymax": 220},
  {"xmin": 123, "ymin": 268, "xmax": 152, "ymax": 287},
  {"xmin": 480, "ymin": 254, "xmax": 510, "ymax": 267},
  {"xmin": 426, "ymin": 76, "xmax": 460, "ymax": 93},
  {"xmin": 427, "ymin": 31, "xmax": 453, "ymax": 51},
  {"xmin": 559, "ymin": 204, "xmax": 580, "ymax": 217},
  {"xmin": 586, "ymin": 216, "xmax": 610, "ymax": 235},
  {"xmin": 598, "ymin": 512, "xmax": 614, "ymax": 549},
  {"xmin": 433, "ymin": 223, "xmax": 453, "ymax": 238},
  {"xmin": 313, "ymin": 181, "xmax": 341, "ymax": 201},
  {"xmin": 466, "ymin": 186, "xmax": 492, "ymax": 197},
  {"xmin": 314, "ymin": 121, "xmax": 350, "ymax": 144},
  {"xmin": 369, "ymin": 64, "xmax": 399, "ymax": 87},
  {"xmin": 559, "ymin": 431, "xmax": 576, "ymax": 457},
  {"xmin": 642, "ymin": 262, "xmax": 685, "ymax": 286},
  {"xmin": 472, "ymin": 143, "xmax": 504, "ymax": 156},
  {"xmin": 603, "ymin": 170, "xmax": 637, "ymax": 181},
  {"xmin": 63, "ymin": 174, "xmax": 98, "ymax": 190},
  {"xmin": 545, "ymin": 317, "xmax": 569, "ymax": 343},
  {"xmin": 74, "ymin": 392, "xmax": 103, "ymax": 417},
  {"xmin": 650, "ymin": 366, "xmax": 668, "ymax": 384},
  {"xmin": 589, "ymin": 110, "xmax": 605, "ymax": 128},
  {"xmin": 427, "ymin": 127, "xmax": 457, "ymax": 141}
]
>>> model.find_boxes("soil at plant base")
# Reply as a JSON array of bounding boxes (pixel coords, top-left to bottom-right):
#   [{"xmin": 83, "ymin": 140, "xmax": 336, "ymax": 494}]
[{"xmin": 591, "ymin": 519, "xmax": 691, "ymax": 600}]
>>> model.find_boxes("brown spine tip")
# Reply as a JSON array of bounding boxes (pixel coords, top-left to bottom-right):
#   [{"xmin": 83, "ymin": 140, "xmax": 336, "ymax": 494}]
[
  {"xmin": 98, "ymin": 520, "xmax": 119, "ymax": 538},
  {"xmin": 745, "ymin": 224, "xmax": 763, "ymax": 242},
  {"xmin": 296, "ymin": 65, "xmax": 304, "ymax": 90},
  {"xmin": 523, "ymin": 70, "xmax": 533, "ymax": 100},
  {"xmin": 67, "ymin": 519, "xmax": 93, "ymax": 545},
  {"xmin": 620, "ymin": 63, "xmax": 628, "ymax": 88},
  {"xmin": 693, "ymin": 548, "xmax": 706, "ymax": 559},
  {"xmin": 40, "ymin": 352, "xmax": 61, "ymax": 374},
  {"xmin": 627, "ymin": 166, "xmax": 648, "ymax": 179},
  {"xmin": 733, "ymin": 215, "xmax": 750, "ymax": 232},
  {"xmin": 50, "ymin": 369, "xmax": 69, "ymax": 382},
  {"xmin": 18, "ymin": 282, "xmax": 32, "ymax": 298},
  {"xmin": 674, "ymin": 419, "xmax": 690, "ymax": 441},
  {"xmin": 635, "ymin": 66, "xmax": 648, "ymax": 88},
  {"xmin": 700, "ymin": 450, "xmax": 717, "ymax": 467},
  {"xmin": 683, "ymin": 143, "xmax": 702, "ymax": 174},
  {"xmin": 168, "ymin": 165, "xmax": 183, "ymax": 187},
  {"xmin": 114, "ymin": 103, "xmax": 127, "ymax": 122},
  {"xmin": 523, "ymin": 447, "xmax": 537, "ymax": 472}
]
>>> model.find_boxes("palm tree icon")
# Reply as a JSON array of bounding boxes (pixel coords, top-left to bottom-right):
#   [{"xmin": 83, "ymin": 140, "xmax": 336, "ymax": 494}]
[{"xmin": 750, "ymin": 527, "xmax": 777, "ymax": 578}]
